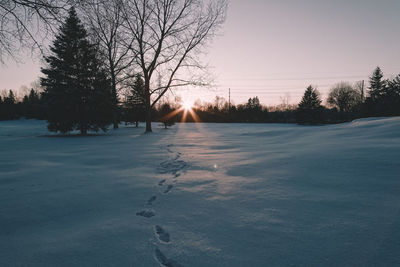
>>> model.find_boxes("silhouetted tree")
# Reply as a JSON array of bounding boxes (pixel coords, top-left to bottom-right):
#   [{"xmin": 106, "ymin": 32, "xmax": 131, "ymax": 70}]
[
  {"xmin": 327, "ymin": 82, "xmax": 362, "ymax": 113},
  {"xmin": 159, "ymin": 103, "xmax": 175, "ymax": 129},
  {"xmin": 124, "ymin": 74, "xmax": 146, "ymax": 127},
  {"xmin": 41, "ymin": 8, "xmax": 113, "ymax": 135},
  {"xmin": 245, "ymin": 96, "xmax": 265, "ymax": 122},
  {"xmin": 1, "ymin": 90, "xmax": 18, "ymax": 120},
  {"xmin": 122, "ymin": 0, "xmax": 227, "ymax": 132},
  {"xmin": 382, "ymin": 75, "xmax": 400, "ymax": 115},
  {"xmin": 296, "ymin": 85, "xmax": 323, "ymax": 124},
  {"xmin": 22, "ymin": 89, "xmax": 43, "ymax": 119},
  {"xmin": 79, "ymin": 0, "xmax": 132, "ymax": 129},
  {"xmin": 4, "ymin": 90, "xmax": 16, "ymax": 105},
  {"xmin": 368, "ymin": 67, "xmax": 385, "ymax": 100},
  {"xmin": 299, "ymin": 86, "xmax": 322, "ymax": 109},
  {"xmin": 246, "ymin": 97, "xmax": 261, "ymax": 110}
]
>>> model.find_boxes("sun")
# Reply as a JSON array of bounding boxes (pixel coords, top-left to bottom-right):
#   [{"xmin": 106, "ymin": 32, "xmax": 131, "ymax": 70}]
[{"xmin": 182, "ymin": 101, "xmax": 193, "ymax": 111}]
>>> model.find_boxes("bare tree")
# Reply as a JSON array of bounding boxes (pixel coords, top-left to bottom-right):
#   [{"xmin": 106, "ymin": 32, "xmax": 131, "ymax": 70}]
[
  {"xmin": 78, "ymin": 0, "xmax": 133, "ymax": 129},
  {"xmin": 353, "ymin": 80, "xmax": 365, "ymax": 101},
  {"xmin": 0, "ymin": 0, "xmax": 71, "ymax": 63},
  {"xmin": 121, "ymin": 0, "xmax": 227, "ymax": 132},
  {"xmin": 327, "ymin": 82, "xmax": 362, "ymax": 113}
]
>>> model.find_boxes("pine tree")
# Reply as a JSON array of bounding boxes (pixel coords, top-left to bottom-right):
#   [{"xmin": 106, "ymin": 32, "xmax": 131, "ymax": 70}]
[
  {"xmin": 298, "ymin": 86, "xmax": 322, "ymax": 110},
  {"xmin": 369, "ymin": 66, "xmax": 385, "ymax": 100},
  {"xmin": 245, "ymin": 96, "xmax": 264, "ymax": 122},
  {"xmin": 384, "ymin": 75, "xmax": 400, "ymax": 115},
  {"xmin": 3, "ymin": 90, "xmax": 18, "ymax": 120},
  {"xmin": 297, "ymin": 85, "xmax": 323, "ymax": 124},
  {"xmin": 386, "ymin": 75, "xmax": 400, "ymax": 97},
  {"xmin": 4, "ymin": 90, "xmax": 16, "ymax": 105},
  {"xmin": 125, "ymin": 74, "xmax": 145, "ymax": 127},
  {"xmin": 41, "ymin": 8, "xmax": 113, "ymax": 135},
  {"xmin": 22, "ymin": 89, "xmax": 41, "ymax": 119}
]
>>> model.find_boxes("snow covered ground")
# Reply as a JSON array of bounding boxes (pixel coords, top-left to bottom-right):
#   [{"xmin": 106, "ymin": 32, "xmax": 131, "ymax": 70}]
[{"xmin": 1, "ymin": 117, "xmax": 400, "ymax": 267}]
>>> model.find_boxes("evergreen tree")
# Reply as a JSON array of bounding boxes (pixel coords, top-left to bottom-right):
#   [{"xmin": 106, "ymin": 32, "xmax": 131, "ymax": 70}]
[
  {"xmin": 296, "ymin": 86, "xmax": 323, "ymax": 124},
  {"xmin": 246, "ymin": 97, "xmax": 261, "ymax": 110},
  {"xmin": 41, "ymin": 8, "xmax": 113, "ymax": 135},
  {"xmin": 298, "ymin": 86, "xmax": 322, "ymax": 110},
  {"xmin": 22, "ymin": 89, "xmax": 42, "ymax": 119},
  {"xmin": 28, "ymin": 89, "xmax": 39, "ymax": 103},
  {"xmin": 124, "ymin": 74, "xmax": 145, "ymax": 127},
  {"xmin": 387, "ymin": 75, "xmax": 400, "ymax": 98},
  {"xmin": 2, "ymin": 90, "xmax": 18, "ymax": 120},
  {"xmin": 245, "ymin": 96, "xmax": 264, "ymax": 122},
  {"xmin": 383, "ymin": 75, "xmax": 400, "ymax": 115},
  {"xmin": 4, "ymin": 90, "xmax": 16, "ymax": 105},
  {"xmin": 369, "ymin": 66, "xmax": 385, "ymax": 100}
]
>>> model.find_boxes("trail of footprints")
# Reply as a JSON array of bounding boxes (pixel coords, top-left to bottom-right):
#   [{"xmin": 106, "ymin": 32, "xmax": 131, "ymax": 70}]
[{"xmin": 136, "ymin": 144, "xmax": 187, "ymax": 267}]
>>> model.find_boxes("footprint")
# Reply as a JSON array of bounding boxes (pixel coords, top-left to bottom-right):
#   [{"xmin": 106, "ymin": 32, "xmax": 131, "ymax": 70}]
[
  {"xmin": 147, "ymin": 196, "xmax": 157, "ymax": 205},
  {"xmin": 164, "ymin": 185, "xmax": 173, "ymax": 194},
  {"xmin": 136, "ymin": 210, "xmax": 155, "ymax": 218},
  {"xmin": 154, "ymin": 248, "xmax": 183, "ymax": 267},
  {"xmin": 155, "ymin": 225, "xmax": 170, "ymax": 243},
  {"xmin": 159, "ymin": 179, "xmax": 166, "ymax": 186}
]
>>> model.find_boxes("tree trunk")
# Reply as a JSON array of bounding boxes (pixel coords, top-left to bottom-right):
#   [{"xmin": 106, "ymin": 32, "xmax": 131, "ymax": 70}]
[
  {"xmin": 144, "ymin": 79, "xmax": 152, "ymax": 133},
  {"xmin": 145, "ymin": 107, "xmax": 152, "ymax": 132},
  {"xmin": 113, "ymin": 109, "xmax": 119, "ymax": 129},
  {"xmin": 111, "ymin": 76, "xmax": 118, "ymax": 129}
]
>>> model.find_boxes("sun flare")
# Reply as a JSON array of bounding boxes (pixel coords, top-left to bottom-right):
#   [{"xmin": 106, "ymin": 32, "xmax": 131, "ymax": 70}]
[{"xmin": 182, "ymin": 101, "xmax": 193, "ymax": 111}]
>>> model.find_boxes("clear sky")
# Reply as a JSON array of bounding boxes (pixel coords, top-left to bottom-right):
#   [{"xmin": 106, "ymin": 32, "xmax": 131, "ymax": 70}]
[{"xmin": 1, "ymin": 0, "xmax": 400, "ymax": 105}]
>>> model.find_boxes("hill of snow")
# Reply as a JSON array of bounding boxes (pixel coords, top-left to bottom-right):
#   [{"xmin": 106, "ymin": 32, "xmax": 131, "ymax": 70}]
[{"xmin": 1, "ymin": 118, "xmax": 399, "ymax": 266}]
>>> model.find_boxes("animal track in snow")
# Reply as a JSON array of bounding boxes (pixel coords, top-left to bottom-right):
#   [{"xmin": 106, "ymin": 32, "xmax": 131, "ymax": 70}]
[
  {"xmin": 136, "ymin": 210, "xmax": 155, "ymax": 218},
  {"xmin": 155, "ymin": 225, "xmax": 170, "ymax": 243},
  {"xmin": 163, "ymin": 185, "xmax": 173, "ymax": 194},
  {"xmin": 147, "ymin": 196, "xmax": 157, "ymax": 205},
  {"xmin": 154, "ymin": 248, "xmax": 183, "ymax": 267}
]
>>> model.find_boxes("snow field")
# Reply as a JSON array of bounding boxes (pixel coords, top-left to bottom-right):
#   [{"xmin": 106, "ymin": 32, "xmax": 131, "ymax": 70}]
[{"xmin": 1, "ymin": 117, "xmax": 400, "ymax": 266}]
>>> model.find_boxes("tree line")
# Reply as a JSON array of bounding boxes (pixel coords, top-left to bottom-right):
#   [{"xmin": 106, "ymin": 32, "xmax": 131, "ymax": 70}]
[
  {"xmin": 154, "ymin": 67, "xmax": 400, "ymax": 125},
  {"xmin": 2, "ymin": 65, "xmax": 400, "ymax": 126}
]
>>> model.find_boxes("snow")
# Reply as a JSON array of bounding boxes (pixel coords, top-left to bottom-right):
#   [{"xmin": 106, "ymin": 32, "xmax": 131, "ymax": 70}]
[{"xmin": 1, "ymin": 117, "xmax": 400, "ymax": 266}]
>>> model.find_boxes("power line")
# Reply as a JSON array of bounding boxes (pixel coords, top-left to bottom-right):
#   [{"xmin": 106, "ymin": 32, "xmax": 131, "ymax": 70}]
[{"xmin": 219, "ymin": 75, "xmax": 368, "ymax": 81}]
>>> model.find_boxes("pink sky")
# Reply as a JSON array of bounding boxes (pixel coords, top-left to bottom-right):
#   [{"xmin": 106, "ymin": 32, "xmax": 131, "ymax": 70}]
[{"xmin": 1, "ymin": 0, "xmax": 400, "ymax": 106}]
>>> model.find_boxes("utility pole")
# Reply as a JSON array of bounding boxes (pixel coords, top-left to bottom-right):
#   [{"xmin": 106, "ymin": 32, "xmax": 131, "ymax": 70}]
[
  {"xmin": 228, "ymin": 88, "xmax": 231, "ymax": 114},
  {"xmin": 361, "ymin": 80, "xmax": 365, "ymax": 100}
]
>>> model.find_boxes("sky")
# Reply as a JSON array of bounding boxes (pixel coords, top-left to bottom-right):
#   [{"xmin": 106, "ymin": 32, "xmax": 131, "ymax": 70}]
[{"xmin": 1, "ymin": 0, "xmax": 400, "ymax": 106}]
